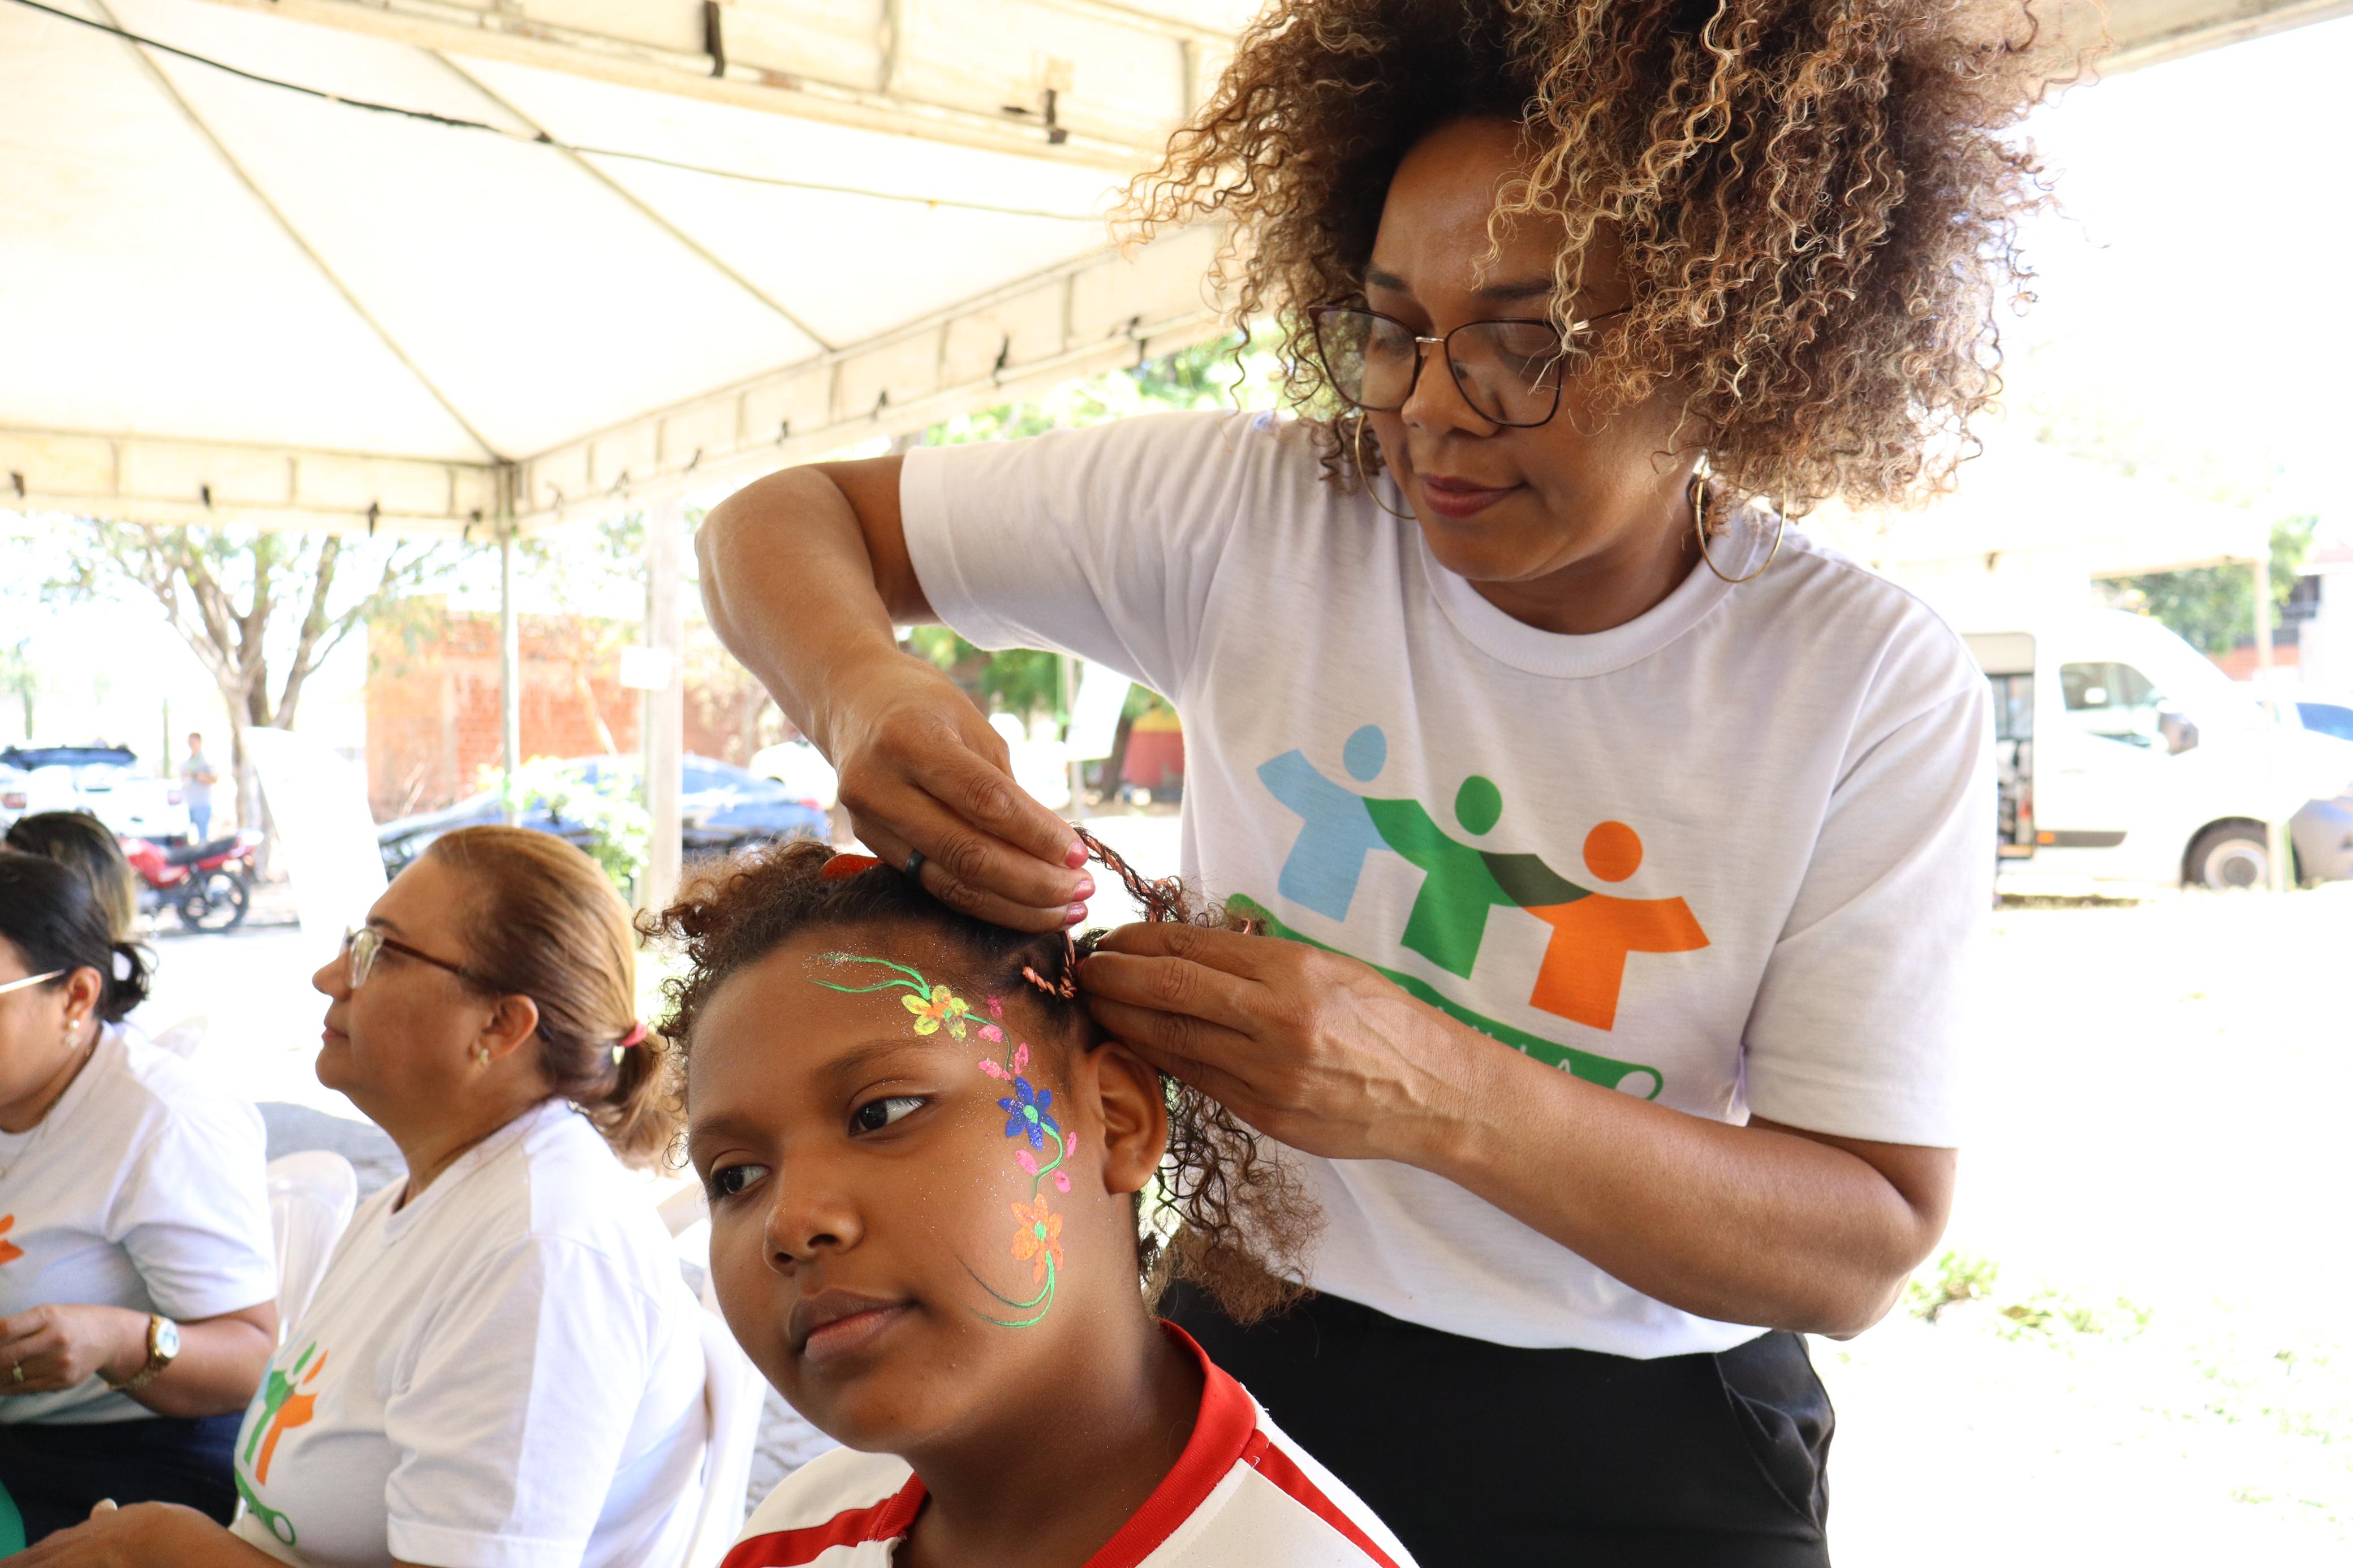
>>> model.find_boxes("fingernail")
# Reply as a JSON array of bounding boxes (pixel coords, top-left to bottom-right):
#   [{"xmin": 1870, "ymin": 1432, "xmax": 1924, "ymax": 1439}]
[
  {"xmin": 1065, "ymin": 903, "xmax": 1088, "ymax": 926},
  {"xmin": 1073, "ymin": 876, "xmax": 1096, "ymax": 899},
  {"xmin": 1064, "ymin": 841, "xmax": 1088, "ymax": 869}
]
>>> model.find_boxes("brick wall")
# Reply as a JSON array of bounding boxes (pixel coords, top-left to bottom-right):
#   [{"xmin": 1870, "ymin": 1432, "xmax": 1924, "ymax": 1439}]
[{"xmin": 367, "ymin": 601, "xmax": 774, "ymax": 821}]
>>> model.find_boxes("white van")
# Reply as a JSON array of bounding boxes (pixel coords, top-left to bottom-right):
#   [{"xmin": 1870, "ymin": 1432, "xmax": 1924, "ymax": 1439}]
[{"xmin": 1958, "ymin": 609, "xmax": 2353, "ymax": 892}]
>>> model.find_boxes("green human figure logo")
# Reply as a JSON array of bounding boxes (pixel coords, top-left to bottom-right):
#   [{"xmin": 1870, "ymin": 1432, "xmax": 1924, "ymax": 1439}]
[
  {"xmin": 1364, "ymin": 776, "xmax": 1591, "ymax": 978},
  {"xmin": 235, "ymin": 1339, "xmax": 328, "ymax": 1545}
]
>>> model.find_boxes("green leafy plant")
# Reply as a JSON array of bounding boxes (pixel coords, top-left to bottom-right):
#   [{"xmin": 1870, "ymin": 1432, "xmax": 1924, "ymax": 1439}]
[{"xmin": 1907, "ymin": 1250, "xmax": 2002, "ymax": 1324}]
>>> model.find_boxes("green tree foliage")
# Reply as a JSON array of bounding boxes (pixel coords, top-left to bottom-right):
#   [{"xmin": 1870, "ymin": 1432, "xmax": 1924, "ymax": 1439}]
[
  {"xmin": 911, "ymin": 336, "xmax": 1283, "ymax": 722},
  {"xmin": 2113, "ymin": 517, "xmax": 2317, "ymax": 657}
]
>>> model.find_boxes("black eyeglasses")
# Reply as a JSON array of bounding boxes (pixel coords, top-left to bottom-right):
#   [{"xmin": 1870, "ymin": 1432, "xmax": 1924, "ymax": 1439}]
[
  {"xmin": 1308, "ymin": 303, "xmax": 1632, "ymax": 429},
  {"xmin": 342, "ymin": 926, "xmax": 489, "ymax": 991}
]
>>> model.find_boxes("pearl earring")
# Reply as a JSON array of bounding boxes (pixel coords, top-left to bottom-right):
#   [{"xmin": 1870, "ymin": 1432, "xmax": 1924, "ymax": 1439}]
[{"xmin": 471, "ymin": 1045, "xmax": 492, "ymax": 1067}]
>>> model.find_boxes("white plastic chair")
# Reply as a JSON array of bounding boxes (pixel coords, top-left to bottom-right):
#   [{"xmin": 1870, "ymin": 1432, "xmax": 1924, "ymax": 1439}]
[
  {"xmin": 680, "ymin": 1287, "xmax": 769, "ymax": 1568},
  {"xmin": 149, "ymin": 1015, "xmax": 208, "ymax": 1060},
  {"xmin": 265, "ymin": 1151, "xmax": 357, "ymax": 1340}
]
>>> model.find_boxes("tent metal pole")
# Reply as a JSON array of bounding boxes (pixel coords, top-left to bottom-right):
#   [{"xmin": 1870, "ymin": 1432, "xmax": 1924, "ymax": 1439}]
[
  {"xmin": 643, "ymin": 503, "xmax": 685, "ymax": 918},
  {"xmin": 501, "ymin": 523, "xmax": 522, "ymax": 826},
  {"xmin": 2255, "ymin": 549, "xmax": 2290, "ymax": 891}
]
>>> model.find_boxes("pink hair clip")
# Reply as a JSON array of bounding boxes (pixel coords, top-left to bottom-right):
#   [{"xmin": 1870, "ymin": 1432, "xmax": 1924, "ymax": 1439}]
[{"xmin": 617, "ymin": 1021, "xmax": 649, "ymax": 1049}]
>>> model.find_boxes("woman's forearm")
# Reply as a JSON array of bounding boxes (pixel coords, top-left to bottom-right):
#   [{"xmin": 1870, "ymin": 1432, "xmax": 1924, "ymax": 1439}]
[
  {"xmin": 1410, "ymin": 1029, "xmax": 1954, "ymax": 1336},
  {"xmin": 126, "ymin": 1308, "xmax": 277, "ymax": 1419},
  {"xmin": 696, "ymin": 462, "xmax": 910, "ymax": 756}
]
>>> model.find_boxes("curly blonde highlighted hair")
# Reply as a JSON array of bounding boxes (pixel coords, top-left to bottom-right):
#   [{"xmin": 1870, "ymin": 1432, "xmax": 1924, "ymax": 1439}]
[{"xmin": 1123, "ymin": 0, "xmax": 2093, "ymax": 512}]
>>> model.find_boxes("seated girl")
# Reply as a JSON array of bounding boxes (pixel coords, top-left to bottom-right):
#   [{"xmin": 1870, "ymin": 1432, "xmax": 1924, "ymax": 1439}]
[{"xmin": 653, "ymin": 837, "xmax": 1417, "ymax": 1568}]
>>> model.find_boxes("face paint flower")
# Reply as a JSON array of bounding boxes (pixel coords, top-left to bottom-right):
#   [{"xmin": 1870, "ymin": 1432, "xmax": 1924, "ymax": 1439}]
[
  {"xmin": 1010, "ymin": 1196, "xmax": 1065, "ymax": 1285},
  {"xmin": 977, "ymin": 1057, "xmax": 1009, "ymax": 1080},
  {"xmin": 997, "ymin": 1078, "xmax": 1058, "ymax": 1151},
  {"xmin": 1014, "ymin": 1149, "xmax": 1038, "ymax": 1175},
  {"xmin": 986, "ymin": 994, "xmax": 1005, "ymax": 1020},
  {"xmin": 978, "ymin": 1023, "xmax": 1005, "ymax": 1044},
  {"xmin": 902, "ymin": 985, "xmax": 972, "ymax": 1039}
]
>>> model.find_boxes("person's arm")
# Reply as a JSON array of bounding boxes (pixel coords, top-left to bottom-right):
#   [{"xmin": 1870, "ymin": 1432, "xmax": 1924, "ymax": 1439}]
[
  {"xmin": 697, "ymin": 458, "xmax": 1088, "ymax": 929},
  {"xmin": 1079, "ymin": 927, "xmax": 1949, "ymax": 1334},
  {"xmin": 10, "ymin": 1501, "xmax": 424, "ymax": 1567},
  {"xmin": 0, "ymin": 1300, "xmax": 277, "ymax": 1419}
]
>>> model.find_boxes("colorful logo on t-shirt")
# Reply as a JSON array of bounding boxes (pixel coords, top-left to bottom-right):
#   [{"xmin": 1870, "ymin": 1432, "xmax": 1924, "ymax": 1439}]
[
  {"xmin": 0, "ymin": 1216, "xmax": 22, "ymax": 1267},
  {"xmin": 1253, "ymin": 723, "xmax": 1707, "ymax": 1094},
  {"xmin": 235, "ymin": 1340, "xmax": 328, "ymax": 1545}
]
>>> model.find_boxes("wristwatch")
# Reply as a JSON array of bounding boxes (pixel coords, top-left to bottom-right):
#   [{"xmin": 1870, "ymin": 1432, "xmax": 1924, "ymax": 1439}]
[{"xmin": 104, "ymin": 1314, "xmax": 180, "ymax": 1393}]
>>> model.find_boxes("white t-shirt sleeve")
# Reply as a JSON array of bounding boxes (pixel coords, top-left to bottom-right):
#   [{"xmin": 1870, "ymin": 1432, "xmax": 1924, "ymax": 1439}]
[
  {"xmin": 110, "ymin": 1093, "xmax": 277, "ymax": 1321},
  {"xmin": 382, "ymin": 1237, "xmax": 656, "ymax": 1568},
  {"xmin": 1741, "ymin": 666, "xmax": 1994, "ymax": 1145},
  {"xmin": 899, "ymin": 411, "xmax": 1262, "ymax": 699}
]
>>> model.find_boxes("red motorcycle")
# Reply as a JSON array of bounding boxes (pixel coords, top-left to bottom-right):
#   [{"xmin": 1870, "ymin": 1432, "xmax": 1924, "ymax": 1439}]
[{"xmin": 121, "ymin": 829, "xmax": 261, "ymax": 932}]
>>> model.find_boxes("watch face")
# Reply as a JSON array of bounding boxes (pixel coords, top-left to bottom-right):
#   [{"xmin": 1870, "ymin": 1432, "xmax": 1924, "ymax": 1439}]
[{"xmin": 153, "ymin": 1317, "xmax": 181, "ymax": 1361}]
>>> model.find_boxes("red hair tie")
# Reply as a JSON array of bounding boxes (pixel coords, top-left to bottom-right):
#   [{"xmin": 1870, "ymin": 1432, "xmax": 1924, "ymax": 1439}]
[
  {"xmin": 820, "ymin": 852, "xmax": 884, "ymax": 881},
  {"xmin": 617, "ymin": 1022, "xmax": 649, "ymax": 1049}
]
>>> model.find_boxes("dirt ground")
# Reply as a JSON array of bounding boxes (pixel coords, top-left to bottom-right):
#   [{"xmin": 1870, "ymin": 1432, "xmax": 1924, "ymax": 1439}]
[
  {"xmin": 1822, "ymin": 884, "xmax": 2353, "ymax": 1563},
  {"xmin": 145, "ymin": 850, "xmax": 2352, "ymax": 1560}
]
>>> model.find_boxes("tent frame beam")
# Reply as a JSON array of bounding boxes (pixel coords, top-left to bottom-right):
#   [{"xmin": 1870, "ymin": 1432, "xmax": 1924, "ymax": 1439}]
[
  {"xmin": 189, "ymin": 0, "xmax": 1176, "ymax": 168},
  {"xmin": 1, "ymin": 230, "xmax": 1231, "ymax": 537}
]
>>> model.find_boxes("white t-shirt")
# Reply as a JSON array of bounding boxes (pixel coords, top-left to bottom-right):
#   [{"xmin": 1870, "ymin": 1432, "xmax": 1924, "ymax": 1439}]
[
  {"xmin": 720, "ymin": 1325, "xmax": 1415, "ymax": 1567},
  {"xmin": 902, "ymin": 411, "xmax": 1992, "ymax": 1358},
  {"xmin": 229, "ymin": 1100, "xmax": 706, "ymax": 1568},
  {"xmin": 0, "ymin": 1021, "xmax": 276, "ymax": 1424}
]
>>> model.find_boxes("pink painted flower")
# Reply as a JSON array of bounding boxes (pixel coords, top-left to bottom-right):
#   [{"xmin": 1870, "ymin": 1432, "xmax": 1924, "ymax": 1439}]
[
  {"xmin": 1061, "ymin": 1130, "xmax": 1077, "ymax": 1159},
  {"xmin": 1053, "ymin": 1170, "xmax": 1071, "ymax": 1194},
  {"xmin": 976, "ymin": 1058, "xmax": 1007, "ymax": 1080},
  {"xmin": 1015, "ymin": 1149, "xmax": 1038, "ymax": 1175},
  {"xmin": 986, "ymin": 994, "xmax": 1005, "ymax": 1019},
  {"xmin": 979, "ymin": 1023, "xmax": 1005, "ymax": 1044},
  {"xmin": 1012, "ymin": 1043, "xmax": 1030, "ymax": 1072}
]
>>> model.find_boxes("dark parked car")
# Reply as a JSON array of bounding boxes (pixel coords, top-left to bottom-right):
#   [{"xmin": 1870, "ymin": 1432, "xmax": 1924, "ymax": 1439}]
[{"xmin": 377, "ymin": 754, "xmax": 828, "ymax": 877}]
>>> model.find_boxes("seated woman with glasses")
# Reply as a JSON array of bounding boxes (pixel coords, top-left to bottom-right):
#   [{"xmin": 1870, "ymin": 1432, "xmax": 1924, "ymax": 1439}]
[
  {"xmin": 25, "ymin": 827, "xmax": 709, "ymax": 1568},
  {"xmin": 0, "ymin": 854, "xmax": 278, "ymax": 1544}
]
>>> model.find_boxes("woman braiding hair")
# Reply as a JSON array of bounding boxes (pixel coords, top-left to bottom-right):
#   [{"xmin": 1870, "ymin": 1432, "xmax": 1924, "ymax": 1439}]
[{"xmin": 696, "ymin": 3, "xmax": 2073, "ymax": 1560}]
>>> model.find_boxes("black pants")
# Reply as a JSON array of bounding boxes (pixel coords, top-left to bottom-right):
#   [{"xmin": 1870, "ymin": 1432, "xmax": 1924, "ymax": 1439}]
[
  {"xmin": 1165, "ymin": 1284, "xmax": 1833, "ymax": 1567},
  {"xmin": 0, "ymin": 1413, "xmax": 242, "ymax": 1544}
]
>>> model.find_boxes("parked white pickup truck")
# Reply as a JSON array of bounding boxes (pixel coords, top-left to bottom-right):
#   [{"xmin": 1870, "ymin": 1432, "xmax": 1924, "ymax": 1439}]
[{"xmin": 1960, "ymin": 610, "xmax": 2353, "ymax": 891}]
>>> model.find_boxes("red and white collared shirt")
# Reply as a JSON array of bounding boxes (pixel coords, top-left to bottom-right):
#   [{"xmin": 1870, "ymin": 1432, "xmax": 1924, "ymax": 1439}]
[{"xmin": 719, "ymin": 1325, "xmax": 1416, "ymax": 1568}]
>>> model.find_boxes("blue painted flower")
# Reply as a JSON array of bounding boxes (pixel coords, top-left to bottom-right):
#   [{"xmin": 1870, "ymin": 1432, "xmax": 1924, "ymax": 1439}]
[{"xmin": 997, "ymin": 1077, "xmax": 1058, "ymax": 1151}]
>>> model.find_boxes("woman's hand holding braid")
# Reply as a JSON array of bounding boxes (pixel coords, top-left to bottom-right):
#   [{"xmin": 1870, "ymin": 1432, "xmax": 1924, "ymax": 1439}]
[
  {"xmin": 824, "ymin": 653, "xmax": 1095, "ymax": 933},
  {"xmin": 1078, "ymin": 924, "xmax": 1473, "ymax": 1164},
  {"xmin": 697, "ymin": 455, "xmax": 1092, "ymax": 933}
]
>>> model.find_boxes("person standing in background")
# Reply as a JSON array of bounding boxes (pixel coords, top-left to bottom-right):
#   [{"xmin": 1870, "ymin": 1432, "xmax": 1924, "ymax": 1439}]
[{"xmin": 178, "ymin": 736, "xmax": 218, "ymax": 846}]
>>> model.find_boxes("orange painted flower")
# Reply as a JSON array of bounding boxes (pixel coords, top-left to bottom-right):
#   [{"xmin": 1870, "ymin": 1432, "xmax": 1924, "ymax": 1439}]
[
  {"xmin": 1009, "ymin": 1197, "xmax": 1064, "ymax": 1285},
  {"xmin": 902, "ymin": 985, "xmax": 971, "ymax": 1039},
  {"xmin": 0, "ymin": 1214, "xmax": 20, "ymax": 1267}
]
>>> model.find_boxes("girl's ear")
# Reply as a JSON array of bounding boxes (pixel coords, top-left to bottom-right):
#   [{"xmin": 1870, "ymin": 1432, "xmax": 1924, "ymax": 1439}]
[{"xmin": 1084, "ymin": 1039, "xmax": 1168, "ymax": 1197}]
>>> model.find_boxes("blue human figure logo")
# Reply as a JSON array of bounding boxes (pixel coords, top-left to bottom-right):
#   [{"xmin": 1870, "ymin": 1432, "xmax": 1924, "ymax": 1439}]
[{"xmin": 1256, "ymin": 724, "xmax": 1393, "ymax": 921}]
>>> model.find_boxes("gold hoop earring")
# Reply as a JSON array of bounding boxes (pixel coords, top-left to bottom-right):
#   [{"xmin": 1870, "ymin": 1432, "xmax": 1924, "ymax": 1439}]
[
  {"xmin": 1691, "ymin": 472, "xmax": 1786, "ymax": 586},
  {"xmin": 1350, "ymin": 415, "xmax": 1415, "ymax": 522}
]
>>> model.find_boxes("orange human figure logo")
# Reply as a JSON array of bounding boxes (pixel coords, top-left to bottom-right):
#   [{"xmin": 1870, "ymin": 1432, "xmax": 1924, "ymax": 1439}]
[
  {"xmin": 0, "ymin": 1216, "xmax": 20, "ymax": 1266},
  {"xmin": 1523, "ymin": 823, "xmax": 1709, "ymax": 1031},
  {"xmin": 252, "ymin": 1347, "xmax": 330, "ymax": 1484}
]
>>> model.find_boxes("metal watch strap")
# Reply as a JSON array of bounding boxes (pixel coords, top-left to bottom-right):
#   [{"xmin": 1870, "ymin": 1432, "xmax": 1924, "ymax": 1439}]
[{"xmin": 105, "ymin": 1314, "xmax": 174, "ymax": 1392}]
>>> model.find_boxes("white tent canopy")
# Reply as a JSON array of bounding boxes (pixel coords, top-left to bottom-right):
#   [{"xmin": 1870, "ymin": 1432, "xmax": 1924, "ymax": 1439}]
[
  {"xmin": 2, "ymin": 0, "xmax": 2337, "ymax": 538},
  {"xmin": 1, "ymin": 0, "xmax": 1246, "ymax": 537}
]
